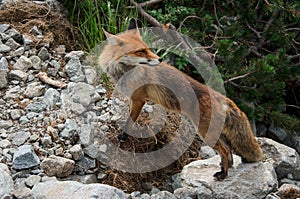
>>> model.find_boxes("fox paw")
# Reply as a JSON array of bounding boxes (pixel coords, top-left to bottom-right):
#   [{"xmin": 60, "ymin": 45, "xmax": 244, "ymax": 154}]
[{"xmin": 213, "ymin": 171, "xmax": 227, "ymax": 181}]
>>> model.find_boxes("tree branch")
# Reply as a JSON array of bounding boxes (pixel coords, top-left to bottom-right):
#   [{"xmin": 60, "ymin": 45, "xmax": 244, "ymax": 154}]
[
  {"xmin": 224, "ymin": 71, "xmax": 255, "ymax": 84},
  {"xmin": 139, "ymin": 0, "xmax": 163, "ymax": 7}
]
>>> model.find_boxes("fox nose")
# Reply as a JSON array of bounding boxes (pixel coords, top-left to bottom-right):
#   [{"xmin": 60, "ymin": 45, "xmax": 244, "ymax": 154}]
[{"xmin": 158, "ymin": 58, "xmax": 163, "ymax": 62}]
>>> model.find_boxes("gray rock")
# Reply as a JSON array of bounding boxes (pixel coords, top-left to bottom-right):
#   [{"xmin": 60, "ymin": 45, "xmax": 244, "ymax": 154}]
[
  {"xmin": 13, "ymin": 46, "xmax": 25, "ymax": 56},
  {"xmin": 11, "ymin": 187, "xmax": 32, "ymax": 199},
  {"xmin": 67, "ymin": 82, "xmax": 100, "ymax": 107},
  {"xmin": 19, "ymin": 116, "xmax": 29, "ymax": 124},
  {"xmin": 180, "ymin": 155, "xmax": 277, "ymax": 199},
  {"xmin": 0, "ymin": 57, "xmax": 9, "ymax": 69},
  {"xmin": 37, "ymin": 47, "xmax": 50, "ymax": 61},
  {"xmin": 69, "ymin": 144, "xmax": 84, "ymax": 161},
  {"xmin": 0, "ymin": 24, "xmax": 10, "ymax": 33},
  {"xmin": 0, "ymin": 139, "xmax": 11, "ymax": 148},
  {"xmin": 60, "ymin": 119, "xmax": 77, "ymax": 139},
  {"xmin": 24, "ymin": 82, "xmax": 46, "ymax": 98},
  {"xmin": 9, "ymin": 70, "xmax": 28, "ymax": 81},
  {"xmin": 43, "ymin": 88, "xmax": 61, "ymax": 109},
  {"xmin": 0, "ymin": 44, "xmax": 11, "ymax": 53},
  {"xmin": 41, "ymin": 135, "xmax": 52, "ymax": 146},
  {"xmin": 26, "ymin": 102, "xmax": 47, "ymax": 113},
  {"xmin": 97, "ymin": 87, "xmax": 107, "ymax": 94},
  {"xmin": 9, "ymin": 131, "xmax": 30, "ymax": 146},
  {"xmin": 29, "ymin": 25, "xmax": 42, "ymax": 35},
  {"xmin": 0, "ymin": 120, "xmax": 13, "ymax": 129},
  {"xmin": 75, "ymin": 156, "xmax": 96, "ymax": 173},
  {"xmin": 83, "ymin": 143, "xmax": 101, "ymax": 159},
  {"xmin": 265, "ymin": 193, "xmax": 280, "ymax": 199},
  {"xmin": 65, "ymin": 57, "xmax": 85, "ymax": 82},
  {"xmin": 10, "ymin": 109, "xmax": 23, "ymax": 120},
  {"xmin": 23, "ymin": 36, "xmax": 33, "ymax": 46},
  {"xmin": 49, "ymin": 59, "xmax": 61, "ymax": 69},
  {"xmin": 151, "ymin": 191, "xmax": 176, "ymax": 199},
  {"xmin": 40, "ymin": 155, "xmax": 75, "ymax": 178},
  {"xmin": 0, "ymin": 164, "xmax": 14, "ymax": 198},
  {"xmin": 31, "ymin": 180, "xmax": 127, "ymax": 199},
  {"xmin": 12, "ymin": 145, "xmax": 40, "ymax": 170},
  {"xmin": 13, "ymin": 56, "xmax": 32, "ymax": 72},
  {"xmin": 5, "ymin": 28, "xmax": 22, "ymax": 44},
  {"xmin": 65, "ymin": 50, "xmax": 85, "ymax": 61},
  {"xmin": 79, "ymin": 123, "xmax": 95, "ymax": 146},
  {"xmin": 174, "ymin": 187, "xmax": 200, "ymax": 199},
  {"xmin": 268, "ymin": 125, "xmax": 287, "ymax": 142},
  {"xmin": 83, "ymin": 65, "xmax": 97, "ymax": 84},
  {"xmin": 258, "ymin": 137, "xmax": 299, "ymax": 179},
  {"xmin": 24, "ymin": 175, "xmax": 41, "ymax": 188},
  {"xmin": 29, "ymin": 55, "xmax": 42, "ymax": 70},
  {"xmin": 99, "ymin": 112, "xmax": 111, "ymax": 122},
  {"xmin": 130, "ymin": 192, "xmax": 151, "ymax": 199},
  {"xmin": 199, "ymin": 145, "xmax": 217, "ymax": 159},
  {"xmin": 5, "ymin": 38, "xmax": 19, "ymax": 50},
  {"xmin": 0, "ymin": 69, "xmax": 8, "ymax": 88},
  {"xmin": 69, "ymin": 174, "xmax": 98, "ymax": 184}
]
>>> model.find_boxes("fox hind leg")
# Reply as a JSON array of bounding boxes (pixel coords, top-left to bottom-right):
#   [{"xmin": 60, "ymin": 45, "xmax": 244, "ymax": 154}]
[{"xmin": 213, "ymin": 140, "xmax": 230, "ymax": 180}]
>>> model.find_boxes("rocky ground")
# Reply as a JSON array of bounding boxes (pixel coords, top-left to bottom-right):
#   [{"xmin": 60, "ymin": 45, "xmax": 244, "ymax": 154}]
[{"xmin": 0, "ymin": 3, "xmax": 300, "ymax": 199}]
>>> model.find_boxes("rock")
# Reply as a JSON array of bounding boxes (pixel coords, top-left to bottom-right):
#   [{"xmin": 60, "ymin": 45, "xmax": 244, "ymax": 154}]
[
  {"xmin": 83, "ymin": 65, "xmax": 97, "ymax": 84},
  {"xmin": 29, "ymin": 55, "xmax": 42, "ymax": 70},
  {"xmin": 10, "ymin": 109, "xmax": 23, "ymax": 120},
  {"xmin": 75, "ymin": 156, "xmax": 96, "ymax": 173},
  {"xmin": 8, "ymin": 70, "xmax": 28, "ymax": 81},
  {"xmin": 69, "ymin": 174, "xmax": 98, "ymax": 184},
  {"xmin": 12, "ymin": 145, "xmax": 40, "ymax": 170},
  {"xmin": 275, "ymin": 183, "xmax": 300, "ymax": 199},
  {"xmin": 199, "ymin": 145, "xmax": 217, "ymax": 159},
  {"xmin": 69, "ymin": 144, "xmax": 84, "ymax": 161},
  {"xmin": 11, "ymin": 187, "xmax": 32, "ymax": 199},
  {"xmin": 65, "ymin": 57, "xmax": 85, "ymax": 82},
  {"xmin": 5, "ymin": 28, "xmax": 23, "ymax": 44},
  {"xmin": 43, "ymin": 88, "xmax": 61, "ymax": 109},
  {"xmin": 150, "ymin": 191, "xmax": 176, "ymax": 199},
  {"xmin": 0, "ymin": 163, "xmax": 14, "ymax": 198},
  {"xmin": 0, "ymin": 24, "xmax": 10, "ymax": 33},
  {"xmin": 0, "ymin": 69, "xmax": 8, "ymax": 88},
  {"xmin": 83, "ymin": 143, "xmax": 101, "ymax": 159},
  {"xmin": 24, "ymin": 175, "xmax": 41, "ymax": 188},
  {"xmin": 26, "ymin": 102, "xmax": 47, "ymax": 113},
  {"xmin": 5, "ymin": 38, "xmax": 20, "ymax": 50},
  {"xmin": 60, "ymin": 119, "xmax": 77, "ymax": 138},
  {"xmin": 180, "ymin": 155, "xmax": 277, "ymax": 199},
  {"xmin": 30, "ymin": 180, "xmax": 127, "ymax": 199},
  {"xmin": 65, "ymin": 50, "xmax": 85, "ymax": 61},
  {"xmin": 268, "ymin": 125, "xmax": 287, "ymax": 142},
  {"xmin": 0, "ymin": 119, "xmax": 13, "ymax": 129},
  {"xmin": 40, "ymin": 155, "xmax": 75, "ymax": 178},
  {"xmin": 13, "ymin": 46, "xmax": 25, "ymax": 56},
  {"xmin": 0, "ymin": 139, "xmax": 11, "ymax": 148},
  {"xmin": 0, "ymin": 44, "xmax": 11, "ymax": 53},
  {"xmin": 13, "ymin": 55, "xmax": 32, "ymax": 72},
  {"xmin": 37, "ymin": 47, "xmax": 50, "ymax": 61},
  {"xmin": 99, "ymin": 112, "xmax": 111, "ymax": 122},
  {"xmin": 174, "ymin": 187, "xmax": 201, "ymax": 199},
  {"xmin": 258, "ymin": 137, "xmax": 299, "ymax": 179},
  {"xmin": 79, "ymin": 123, "xmax": 95, "ymax": 146},
  {"xmin": 265, "ymin": 193, "xmax": 280, "ymax": 199},
  {"xmin": 24, "ymin": 82, "xmax": 46, "ymax": 98},
  {"xmin": 29, "ymin": 25, "xmax": 42, "ymax": 35},
  {"xmin": 0, "ymin": 57, "xmax": 9, "ymax": 69}
]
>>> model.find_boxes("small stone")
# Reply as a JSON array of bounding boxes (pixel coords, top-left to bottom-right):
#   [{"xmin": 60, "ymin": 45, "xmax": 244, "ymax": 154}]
[
  {"xmin": 0, "ymin": 44, "xmax": 11, "ymax": 53},
  {"xmin": 29, "ymin": 26, "xmax": 43, "ymax": 35},
  {"xmin": 29, "ymin": 55, "xmax": 42, "ymax": 70},
  {"xmin": 0, "ymin": 24, "xmax": 10, "ymax": 33},
  {"xmin": 97, "ymin": 87, "xmax": 107, "ymax": 94},
  {"xmin": 43, "ymin": 88, "xmax": 61, "ymax": 109},
  {"xmin": 11, "ymin": 187, "xmax": 31, "ymax": 199},
  {"xmin": 23, "ymin": 36, "xmax": 33, "ymax": 46},
  {"xmin": 41, "ymin": 135, "xmax": 52, "ymax": 146},
  {"xmin": 0, "ymin": 32, "xmax": 10, "ymax": 42},
  {"xmin": 100, "ymin": 125, "xmax": 109, "ymax": 132},
  {"xmin": 40, "ymin": 155, "xmax": 75, "ymax": 178},
  {"xmin": 55, "ymin": 45, "xmax": 66, "ymax": 55},
  {"xmin": 70, "ymin": 174, "xmax": 98, "ymax": 184},
  {"xmin": 0, "ymin": 139, "xmax": 11, "ymax": 148},
  {"xmin": 79, "ymin": 124, "xmax": 94, "ymax": 146},
  {"xmin": 24, "ymin": 175, "xmax": 41, "ymax": 188},
  {"xmin": 199, "ymin": 145, "xmax": 217, "ymax": 159},
  {"xmin": 83, "ymin": 144, "xmax": 100, "ymax": 159},
  {"xmin": 24, "ymin": 82, "xmax": 46, "ymax": 98},
  {"xmin": 0, "ymin": 69, "xmax": 8, "ymax": 88},
  {"xmin": 5, "ymin": 28, "xmax": 22, "ymax": 44},
  {"xmin": 111, "ymin": 115, "xmax": 121, "ymax": 122},
  {"xmin": 65, "ymin": 57, "xmax": 84, "ymax": 82},
  {"xmin": 50, "ymin": 59, "xmax": 60, "ymax": 69},
  {"xmin": 38, "ymin": 47, "xmax": 50, "ymax": 61},
  {"xmin": 9, "ymin": 70, "xmax": 28, "ymax": 81},
  {"xmin": 55, "ymin": 147, "xmax": 64, "ymax": 156},
  {"xmin": 10, "ymin": 109, "xmax": 23, "ymax": 120},
  {"xmin": 13, "ymin": 46, "xmax": 25, "ymax": 57},
  {"xmin": 64, "ymin": 153, "xmax": 72, "ymax": 159},
  {"xmin": 19, "ymin": 116, "xmax": 29, "ymax": 124},
  {"xmin": 99, "ymin": 112, "xmax": 111, "ymax": 122},
  {"xmin": 26, "ymin": 102, "xmax": 47, "ymax": 113},
  {"xmin": 74, "ymin": 156, "xmax": 96, "ymax": 173},
  {"xmin": 65, "ymin": 51, "xmax": 85, "ymax": 61},
  {"xmin": 10, "ymin": 131, "xmax": 31, "ymax": 146},
  {"xmin": 60, "ymin": 119, "xmax": 77, "ymax": 139},
  {"xmin": 13, "ymin": 56, "xmax": 32, "ymax": 72},
  {"xmin": 143, "ymin": 104, "xmax": 154, "ymax": 113},
  {"xmin": 69, "ymin": 144, "xmax": 84, "ymax": 161},
  {"xmin": 12, "ymin": 145, "xmax": 40, "ymax": 170},
  {"xmin": 0, "ymin": 57, "xmax": 9, "ymax": 69},
  {"xmin": 83, "ymin": 66, "xmax": 97, "ymax": 84},
  {"xmin": 0, "ymin": 120, "xmax": 13, "ymax": 129},
  {"xmin": 5, "ymin": 38, "xmax": 19, "ymax": 50}
]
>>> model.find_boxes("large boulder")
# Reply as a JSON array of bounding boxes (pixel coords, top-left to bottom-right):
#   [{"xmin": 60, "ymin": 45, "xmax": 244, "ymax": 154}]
[{"xmin": 179, "ymin": 154, "xmax": 277, "ymax": 199}]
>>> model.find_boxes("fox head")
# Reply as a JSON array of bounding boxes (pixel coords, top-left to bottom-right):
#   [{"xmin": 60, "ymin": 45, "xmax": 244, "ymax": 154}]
[{"xmin": 98, "ymin": 19, "xmax": 162, "ymax": 81}]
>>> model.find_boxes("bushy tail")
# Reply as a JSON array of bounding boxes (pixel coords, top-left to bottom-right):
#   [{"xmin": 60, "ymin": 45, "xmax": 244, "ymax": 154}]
[{"xmin": 223, "ymin": 99, "xmax": 263, "ymax": 162}]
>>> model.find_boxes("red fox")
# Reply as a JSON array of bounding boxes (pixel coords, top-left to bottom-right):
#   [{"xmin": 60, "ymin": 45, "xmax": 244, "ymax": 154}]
[{"xmin": 98, "ymin": 19, "xmax": 263, "ymax": 180}]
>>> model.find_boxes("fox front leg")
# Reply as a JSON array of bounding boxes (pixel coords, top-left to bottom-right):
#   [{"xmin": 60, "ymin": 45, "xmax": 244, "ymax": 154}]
[{"xmin": 118, "ymin": 99, "xmax": 145, "ymax": 141}]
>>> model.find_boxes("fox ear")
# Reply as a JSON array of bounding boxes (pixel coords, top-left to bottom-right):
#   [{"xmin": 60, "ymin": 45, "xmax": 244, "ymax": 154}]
[
  {"xmin": 128, "ymin": 18, "xmax": 137, "ymax": 30},
  {"xmin": 103, "ymin": 29, "xmax": 123, "ymax": 45}
]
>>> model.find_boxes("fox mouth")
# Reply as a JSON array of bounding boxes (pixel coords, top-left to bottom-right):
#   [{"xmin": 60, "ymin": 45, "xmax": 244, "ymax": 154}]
[{"xmin": 139, "ymin": 59, "xmax": 161, "ymax": 66}]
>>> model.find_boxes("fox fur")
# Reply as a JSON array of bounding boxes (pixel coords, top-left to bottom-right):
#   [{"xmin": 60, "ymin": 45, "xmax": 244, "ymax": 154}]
[{"xmin": 98, "ymin": 20, "xmax": 263, "ymax": 180}]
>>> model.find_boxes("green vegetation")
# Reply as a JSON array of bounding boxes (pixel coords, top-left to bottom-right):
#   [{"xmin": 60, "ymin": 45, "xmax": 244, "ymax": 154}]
[{"xmin": 59, "ymin": 0, "xmax": 300, "ymax": 132}]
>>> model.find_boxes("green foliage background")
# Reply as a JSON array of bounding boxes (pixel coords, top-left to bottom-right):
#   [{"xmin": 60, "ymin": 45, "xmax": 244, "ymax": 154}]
[{"xmin": 59, "ymin": 0, "xmax": 300, "ymax": 133}]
